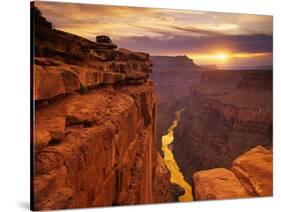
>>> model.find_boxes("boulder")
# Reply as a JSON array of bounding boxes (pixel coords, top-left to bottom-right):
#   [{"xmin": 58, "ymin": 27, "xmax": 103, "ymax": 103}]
[
  {"xmin": 192, "ymin": 145, "xmax": 273, "ymax": 200},
  {"xmin": 193, "ymin": 168, "xmax": 251, "ymax": 200},
  {"xmin": 96, "ymin": 35, "xmax": 112, "ymax": 43},
  {"xmin": 231, "ymin": 145, "xmax": 273, "ymax": 196}
]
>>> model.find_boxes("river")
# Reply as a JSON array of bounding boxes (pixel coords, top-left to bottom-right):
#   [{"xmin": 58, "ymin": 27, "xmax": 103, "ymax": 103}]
[{"xmin": 161, "ymin": 108, "xmax": 193, "ymax": 202}]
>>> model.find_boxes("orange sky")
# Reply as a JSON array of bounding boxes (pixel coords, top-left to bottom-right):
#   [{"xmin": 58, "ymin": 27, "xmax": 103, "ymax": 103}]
[{"xmin": 35, "ymin": 1, "xmax": 273, "ymax": 69}]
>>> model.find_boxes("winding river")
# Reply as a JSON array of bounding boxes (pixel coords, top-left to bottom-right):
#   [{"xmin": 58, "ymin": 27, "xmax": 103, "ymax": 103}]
[{"xmin": 161, "ymin": 108, "xmax": 193, "ymax": 202}]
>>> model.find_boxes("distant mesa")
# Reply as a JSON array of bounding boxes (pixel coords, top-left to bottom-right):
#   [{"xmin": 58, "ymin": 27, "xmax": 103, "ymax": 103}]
[
  {"xmin": 151, "ymin": 55, "xmax": 203, "ymax": 71},
  {"xmin": 152, "ymin": 55, "xmax": 194, "ymax": 65}
]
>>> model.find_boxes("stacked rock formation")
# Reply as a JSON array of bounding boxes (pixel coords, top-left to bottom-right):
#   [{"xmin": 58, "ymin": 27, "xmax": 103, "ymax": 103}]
[{"xmin": 32, "ymin": 6, "xmax": 171, "ymax": 210}]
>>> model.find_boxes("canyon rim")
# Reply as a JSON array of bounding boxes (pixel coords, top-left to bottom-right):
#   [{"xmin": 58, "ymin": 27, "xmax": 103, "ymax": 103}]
[{"xmin": 31, "ymin": 1, "xmax": 273, "ymax": 211}]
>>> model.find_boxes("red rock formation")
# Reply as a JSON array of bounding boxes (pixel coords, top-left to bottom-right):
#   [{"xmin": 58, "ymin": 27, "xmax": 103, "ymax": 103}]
[
  {"xmin": 193, "ymin": 145, "xmax": 272, "ymax": 200},
  {"xmin": 31, "ymin": 6, "xmax": 171, "ymax": 210}
]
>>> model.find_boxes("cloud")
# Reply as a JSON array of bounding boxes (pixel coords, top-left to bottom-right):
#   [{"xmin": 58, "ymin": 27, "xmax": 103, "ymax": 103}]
[
  {"xmin": 170, "ymin": 25, "xmax": 224, "ymax": 36},
  {"xmin": 35, "ymin": 1, "xmax": 273, "ymax": 39},
  {"xmin": 34, "ymin": 1, "xmax": 273, "ymax": 67},
  {"xmin": 114, "ymin": 33, "xmax": 272, "ymax": 56}
]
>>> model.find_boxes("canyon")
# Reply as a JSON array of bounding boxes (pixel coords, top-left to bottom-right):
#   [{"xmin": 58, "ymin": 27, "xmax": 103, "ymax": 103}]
[
  {"xmin": 32, "ymin": 7, "xmax": 171, "ymax": 210},
  {"xmin": 31, "ymin": 5, "xmax": 273, "ymax": 210},
  {"xmin": 150, "ymin": 55, "xmax": 202, "ymax": 151},
  {"xmin": 173, "ymin": 69, "xmax": 273, "ymax": 184},
  {"xmin": 151, "ymin": 55, "xmax": 273, "ymax": 200}
]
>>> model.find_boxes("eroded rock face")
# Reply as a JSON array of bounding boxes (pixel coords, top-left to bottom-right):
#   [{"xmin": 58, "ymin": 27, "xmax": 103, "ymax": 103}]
[
  {"xmin": 32, "ymin": 6, "xmax": 171, "ymax": 210},
  {"xmin": 193, "ymin": 146, "xmax": 272, "ymax": 200}
]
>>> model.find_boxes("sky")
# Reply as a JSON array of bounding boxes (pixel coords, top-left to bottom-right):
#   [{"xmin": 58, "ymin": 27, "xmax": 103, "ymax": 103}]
[{"xmin": 35, "ymin": 1, "xmax": 273, "ymax": 69}]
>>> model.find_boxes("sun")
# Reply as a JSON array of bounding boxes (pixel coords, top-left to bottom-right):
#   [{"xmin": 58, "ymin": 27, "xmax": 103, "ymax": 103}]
[{"xmin": 215, "ymin": 53, "xmax": 228, "ymax": 61}]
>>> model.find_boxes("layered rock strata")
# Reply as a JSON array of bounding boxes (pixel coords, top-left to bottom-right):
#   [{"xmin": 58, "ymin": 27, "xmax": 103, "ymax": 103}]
[{"xmin": 32, "ymin": 6, "xmax": 171, "ymax": 210}]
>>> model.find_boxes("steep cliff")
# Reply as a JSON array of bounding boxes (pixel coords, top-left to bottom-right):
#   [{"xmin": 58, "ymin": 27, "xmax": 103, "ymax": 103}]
[
  {"xmin": 173, "ymin": 69, "xmax": 273, "ymax": 183},
  {"xmin": 31, "ymin": 6, "xmax": 171, "ymax": 210},
  {"xmin": 193, "ymin": 145, "xmax": 272, "ymax": 200}
]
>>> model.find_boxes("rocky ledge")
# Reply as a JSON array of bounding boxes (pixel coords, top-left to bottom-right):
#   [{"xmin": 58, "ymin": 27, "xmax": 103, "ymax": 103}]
[
  {"xmin": 193, "ymin": 145, "xmax": 273, "ymax": 200},
  {"xmin": 32, "ymin": 6, "xmax": 171, "ymax": 210}
]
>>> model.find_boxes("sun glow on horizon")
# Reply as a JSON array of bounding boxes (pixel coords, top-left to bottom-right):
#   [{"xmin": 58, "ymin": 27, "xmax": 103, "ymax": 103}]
[
  {"xmin": 189, "ymin": 52, "xmax": 230, "ymax": 63},
  {"xmin": 188, "ymin": 51, "xmax": 271, "ymax": 66},
  {"xmin": 213, "ymin": 53, "xmax": 228, "ymax": 61}
]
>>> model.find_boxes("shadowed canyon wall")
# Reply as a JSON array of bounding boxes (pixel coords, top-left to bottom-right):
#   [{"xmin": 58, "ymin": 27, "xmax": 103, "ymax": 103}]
[
  {"xmin": 150, "ymin": 56, "xmax": 202, "ymax": 151},
  {"xmin": 32, "ymin": 6, "xmax": 171, "ymax": 210},
  {"xmin": 173, "ymin": 69, "xmax": 273, "ymax": 184}
]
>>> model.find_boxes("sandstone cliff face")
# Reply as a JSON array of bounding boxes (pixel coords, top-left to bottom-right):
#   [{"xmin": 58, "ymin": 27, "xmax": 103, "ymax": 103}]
[
  {"xmin": 32, "ymin": 7, "xmax": 170, "ymax": 210},
  {"xmin": 173, "ymin": 70, "xmax": 272, "ymax": 183},
  {"xmin": 193, "ymin": 146, "xmax": 272, "ymax": 200}
]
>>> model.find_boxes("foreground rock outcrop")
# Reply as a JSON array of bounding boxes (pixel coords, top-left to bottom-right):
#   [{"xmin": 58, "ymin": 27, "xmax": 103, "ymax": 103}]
[
  {"xmin": 32, "ymin": 5, "xmax": 171, "ymax": 210},
  {"xmin": 231, "ymin": 145, "xmax": 273, "ymax": 196},
  {"xmin": 193, "ymin": 146, "xmax": 272, "ymax": 200},
  {"xmin": 193, "ymin": 168, "xmax": 251, "ymax": 200}
]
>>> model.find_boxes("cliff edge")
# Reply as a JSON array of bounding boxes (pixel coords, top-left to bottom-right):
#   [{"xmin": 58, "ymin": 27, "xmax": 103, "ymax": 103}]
[{"xmin": 31, "ymin": 6, "xmax": 171, "ymax": 210}]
